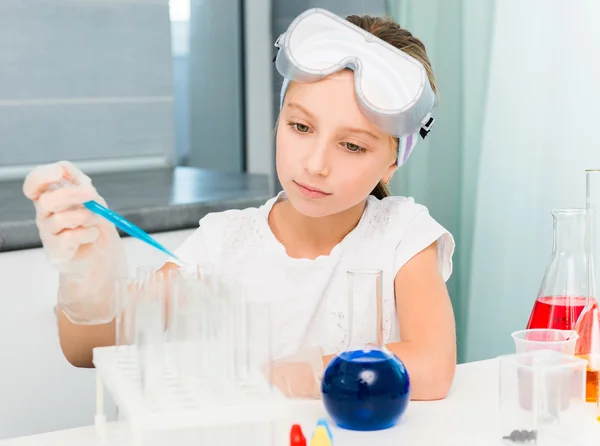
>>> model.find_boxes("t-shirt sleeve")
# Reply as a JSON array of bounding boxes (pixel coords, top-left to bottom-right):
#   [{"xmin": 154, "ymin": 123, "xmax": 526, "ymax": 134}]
[{"xmin": 392, "ymin": 206, "xmax": 455, "ymax": 282}]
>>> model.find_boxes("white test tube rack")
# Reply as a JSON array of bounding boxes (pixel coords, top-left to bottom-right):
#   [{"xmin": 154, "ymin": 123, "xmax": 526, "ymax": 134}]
[{"xmin": 92, "ymin": 344, "xmax": 291, "ymax": 446}]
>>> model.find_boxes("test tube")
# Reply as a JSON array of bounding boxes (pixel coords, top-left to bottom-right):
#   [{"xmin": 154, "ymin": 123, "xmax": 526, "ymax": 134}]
[
  {"xmin": 204, "ymin": 292, "xmax": 225, "ymax": 393},
  {"xmin": 181, "ymin": 262, "xmax": 215, "ymax": 287},
  {"xmin": 233, "ymin": 292, "xmax": 249, "ymax": 384},
  {"xmin": 195, "ymin": 279, "xmax": 211, "ymax": 387},
  {"xmin": 243, "ymin": 300, "xmax": 274, "ymax": 395},
  {"xmin": 188, "ymin": 263, "xmax": 215, "ymax": 387},
  {"xmin": 219, "ymin": 280, "xmax": 240, "ymax": 383},
  {"xmin": 135, "ymin": 266, "xmax": 167, "ymax": 399},
  {"xmin": 136, "ymin": 266, "xmax": 154, "ymax": 292},
  {"xmin": 164, "ymin": 267, "xmax": 180, "ymax": 372},
  {"xmin": 114, "ymin": 277, "xmax": 134, "ymax": 354},
  {"xmin": 172, "ymin": 273, "xmax": 202, "ymax": 394}
]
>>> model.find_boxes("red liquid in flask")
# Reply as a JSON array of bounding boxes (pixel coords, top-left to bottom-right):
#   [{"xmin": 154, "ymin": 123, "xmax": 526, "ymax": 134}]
[{"xmin": 526, "ymin": 296, "xmax": 587, "ymax": 330}]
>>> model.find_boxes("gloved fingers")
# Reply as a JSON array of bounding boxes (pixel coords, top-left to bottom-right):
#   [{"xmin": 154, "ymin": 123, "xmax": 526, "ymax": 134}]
[
  {"xmin": 58, "ymin": 160, "xmax": 93, "ymax": 186},
  {"xmin": 35, "ymin": 185, "xmax": 99, "ymax": 217},
  {"xmin": 23, "ymin": 162, "xmax": 66, "ymax": 200},
  {"xmin": 270, "ymin": 361, "xmax": 321, "ymax": 399},
  {"xmin": 22, "ymin": 161, "xmax": 91, "ymax": 201},
  {"xmin": 42, "ymin": 208, "xmax": 103, "ymax": 235},
  {"xmin": 277, "ymin": 346, "xmax": 325, "ymax": 377},
  {"xmin": 51, "ymin": 226, "xmax": 100, "ymax": 251}
]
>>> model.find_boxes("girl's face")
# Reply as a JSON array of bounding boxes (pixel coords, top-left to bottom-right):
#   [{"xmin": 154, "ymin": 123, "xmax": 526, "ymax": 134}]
[{"xmin": 276, "ymin": 70, "xmax": 398, "ymax": 218}]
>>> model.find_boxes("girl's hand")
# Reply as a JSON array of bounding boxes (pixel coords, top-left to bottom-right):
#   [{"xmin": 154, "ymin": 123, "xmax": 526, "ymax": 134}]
[
  {"xmin": 23, "ymin": 161, "xmax": 128, "ymax": 324},
  {"xmin": 267, "ymin": 346, "xmax": 325, "ymax": 399}
]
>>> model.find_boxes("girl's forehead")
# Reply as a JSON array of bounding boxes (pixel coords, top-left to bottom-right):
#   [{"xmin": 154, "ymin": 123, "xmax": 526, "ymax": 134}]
[{"xmin": 284, "ymin": 72, "xmax": 386, "ymax": 134}]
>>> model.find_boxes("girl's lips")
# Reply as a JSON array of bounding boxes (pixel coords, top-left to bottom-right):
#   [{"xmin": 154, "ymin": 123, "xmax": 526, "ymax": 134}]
[{"xmin": 294, "ymin": 181, "xmax": 331, "ymax": 199}]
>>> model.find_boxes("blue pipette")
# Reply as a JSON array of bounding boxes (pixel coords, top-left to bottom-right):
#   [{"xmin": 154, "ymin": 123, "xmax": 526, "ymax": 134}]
[
  {"xmin": 83, "ymin": 200, "xmax": 180, "ymax": 260},
  {"xmin": 52, "ymin": 179, "xmax": 180, "ymax": 260}
]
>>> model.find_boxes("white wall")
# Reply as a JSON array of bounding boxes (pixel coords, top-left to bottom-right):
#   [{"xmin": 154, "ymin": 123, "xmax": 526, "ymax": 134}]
[
  {"xmin": 465, "ymin": 0, "xmax": 600, "ymax": 361},
  {"xmin": 0, "ymin": 229, "xmax": 194, "ymax": 440}
]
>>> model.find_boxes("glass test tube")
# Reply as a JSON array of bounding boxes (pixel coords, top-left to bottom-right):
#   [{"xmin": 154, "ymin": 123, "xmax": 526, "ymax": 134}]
[
  {"xmin": 233, "ymin": 292, "xmax": 249, "ymax": 385},
  {"xmin": 163, "ymin": 267, "xmax": 180, "ymax": 373},
  {"xmin": 135, "ymin": 266, "xmax": 166, "ymax": 398},
  {"xmin": 243, "ymin": 300, "xmax": 273, "ymax": 395},
  {"xmin": 219, "ymin": 280, "xmax": 238, "ymax": 384},
  {"xmin": 575, "ymin": 170, "xmax": 600, "ymax": 403},
  {"xmin": 172, "ymin": 273, "xmax": 203, "ymax": 395},
  {"xmin": 114, "ymin": 277, "xmax": 135, "ymax": 354}
]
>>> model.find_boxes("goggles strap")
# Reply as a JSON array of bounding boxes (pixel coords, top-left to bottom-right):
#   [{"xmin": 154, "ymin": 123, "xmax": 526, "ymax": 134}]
[{"xmin": 419, "ymin": 113, "xmax": 435, "ymax": 139}]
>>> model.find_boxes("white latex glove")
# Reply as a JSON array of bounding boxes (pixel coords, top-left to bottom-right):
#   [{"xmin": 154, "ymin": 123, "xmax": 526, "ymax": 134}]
[
  {"xmin": 23, "ymin": 161, "xmax": 128, "ymax": 324},
  {"xmin": 269, "ymin": 346, "xmax": 325, "ymax": 399}
]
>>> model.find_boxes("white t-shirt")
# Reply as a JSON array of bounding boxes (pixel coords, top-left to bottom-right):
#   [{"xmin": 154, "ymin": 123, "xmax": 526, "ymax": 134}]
[{"xmin": 173, "ymin": 192, "xmax": 454, "ymax": 360}]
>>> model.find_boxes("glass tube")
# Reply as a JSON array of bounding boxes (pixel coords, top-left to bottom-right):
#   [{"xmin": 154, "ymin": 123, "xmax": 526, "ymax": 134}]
[
  {"xmin": 114, "ymin": 277, "xmax": 134, "ymax": 353},
  {"xmin": 243, "ymin": 300, "xmax": 273, "ymax": 396},
  {"xmin": 575, "ymin": 170, "xmax": 600, "ymax": 403},
  {"xmin": 135, "ymin": 266, "xmax": 166, "ymax": 399},
  {"xmin": 172, "ymin": 273, "xmax": 202, "ymax": 394}
]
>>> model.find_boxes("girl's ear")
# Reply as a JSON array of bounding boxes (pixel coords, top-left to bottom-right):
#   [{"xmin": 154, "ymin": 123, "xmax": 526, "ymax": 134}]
[{"xmin": 383, "ymin": 161, "xmax": 398, "ymax": 185}]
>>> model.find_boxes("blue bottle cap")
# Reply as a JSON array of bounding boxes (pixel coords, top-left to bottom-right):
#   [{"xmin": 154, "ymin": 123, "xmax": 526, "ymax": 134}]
[{"xmin": 316, "ymin": 419, "xmax": 332, "ymax": 439}]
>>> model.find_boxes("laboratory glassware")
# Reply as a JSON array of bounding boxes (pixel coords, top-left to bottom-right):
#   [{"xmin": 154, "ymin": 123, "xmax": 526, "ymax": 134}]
[
  {"xmin": 527, "ymin": 209, "xmax": 588, "ymax": 330},
  {"xmin": 93, "ymin": 266, "xmax": 287, "ymax": 446},
  {"xmin": 511, "ymin": 329, "xmax": 578, "ymax": 355},
  {"xmin": 574, "ymin": 169, "xmax": 600, "ymax": 403},
  {"xmin": 114, "ymin": 277, "xmax": 135, "ymax": 352},
  {"xmin": 321, "ymin": 269, "xmax": 410, "ymax": 431},
  {"xmin": 498, "ymin": 350, "xmax": 587, "ymax": 445}
]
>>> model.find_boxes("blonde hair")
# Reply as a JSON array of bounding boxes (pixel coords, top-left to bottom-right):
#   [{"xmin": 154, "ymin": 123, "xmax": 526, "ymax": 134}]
[{"xmin": 345, "ymin": 14, "xmax": 437, "ymax": 199}]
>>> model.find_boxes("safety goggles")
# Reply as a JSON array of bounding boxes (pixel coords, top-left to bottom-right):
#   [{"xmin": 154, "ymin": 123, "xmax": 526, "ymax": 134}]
[{"xmin": 274, "ymin": 8, "xmax": 437, "ymax": 165}]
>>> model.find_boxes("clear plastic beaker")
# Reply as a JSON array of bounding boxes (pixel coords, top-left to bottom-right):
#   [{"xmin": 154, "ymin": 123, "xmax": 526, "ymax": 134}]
[
  {"xmin": 512, "ymin": 329, "xmax": 578, "ymax": 355},
  {"xmin": 527, "ymin": 209, "xmax": 588, "ymax": 331},
  {"xmin": 498, "ymin": 350, "xmax": 587, "ymax": 445},
  {"xmin": 574, "ymin": 169, "xmax": 600, "ymax": 403}
]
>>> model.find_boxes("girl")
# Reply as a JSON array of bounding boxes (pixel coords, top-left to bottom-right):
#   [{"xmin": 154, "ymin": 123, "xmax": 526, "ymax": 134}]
[{"xmin": 23, "ymin": 10, "xmax": 456, "ymax": 401}]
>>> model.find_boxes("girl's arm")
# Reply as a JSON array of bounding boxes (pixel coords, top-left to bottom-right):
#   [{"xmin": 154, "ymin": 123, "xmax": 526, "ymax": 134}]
[
  {"xmin": 57, "ymin": 262, "xmax": 181, "ymax": 368},
  {"xmin": 385, "ymin": 240, "xmax": 457, "ymax": 400},
  {"xmin": 321, "ymin": 241, "xmax": 456, "ymax": 400}
]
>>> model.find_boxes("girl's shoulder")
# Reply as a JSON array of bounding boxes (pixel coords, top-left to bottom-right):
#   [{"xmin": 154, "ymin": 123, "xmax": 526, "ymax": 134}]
[
  {"xmin": 173, "ymin": 196, "xmax": 278, "ymax": 267},
  {"xmin": 363, "ymin": 195, "xmax": 455, "ymax": 281},
  {"xmin": 199, "ymin": 195, "xmax": 277, "ymax": 248},
  {"xmin": 363, "ymin": 194, "xmax": 429, "ymax": 231}
]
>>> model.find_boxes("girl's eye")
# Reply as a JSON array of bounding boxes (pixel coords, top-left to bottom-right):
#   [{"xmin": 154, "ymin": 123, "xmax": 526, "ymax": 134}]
[
  {"xmin": 343, "ymin": 142, "xmax": 366, "ymax": 154},
  {"xmin": 290, "ymin": 122, "xmax": 310, "ymax": 133}
]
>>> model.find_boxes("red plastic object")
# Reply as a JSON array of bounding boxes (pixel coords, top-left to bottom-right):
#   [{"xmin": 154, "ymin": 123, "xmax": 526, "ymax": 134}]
[{"xmin": 290, "ymin": 424, "xmax": 306, "ymax": 446}]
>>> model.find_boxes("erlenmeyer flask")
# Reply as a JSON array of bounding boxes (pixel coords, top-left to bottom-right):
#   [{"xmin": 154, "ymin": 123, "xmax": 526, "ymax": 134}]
[
  {"xmin": 574, "ymin": 169, "xmax": 600, "ymax": 403},
  {"xmin": 526, "ymin": 209, "xmax": 588, "ymax": 330},
  {"xmin": 321, "ymin": 269, "xmax": 410, "ymax": 431}
]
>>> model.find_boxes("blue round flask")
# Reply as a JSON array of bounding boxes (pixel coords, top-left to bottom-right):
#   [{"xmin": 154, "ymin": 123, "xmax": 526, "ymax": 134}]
[{"xmin": 321, "ymin": 270, "xmax": 411, "ymax": 431}]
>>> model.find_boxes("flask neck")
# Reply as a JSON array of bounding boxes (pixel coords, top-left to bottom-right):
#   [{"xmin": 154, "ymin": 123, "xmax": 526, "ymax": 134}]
[
  {"xmin": 586, "ymin": 170, "xmax": 600, "ymax": 303},
  {"xmin": 345, "ymin": 270, "xmax": 384, "ymax": 353},
  {"xmin": 553, "ymin": 211, "xmax": 586, "ymax": 254}
]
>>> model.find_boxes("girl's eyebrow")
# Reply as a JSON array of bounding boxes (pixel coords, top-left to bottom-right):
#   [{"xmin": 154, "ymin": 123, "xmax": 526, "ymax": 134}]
[
  {"xmin": 341, "ymin": 126, "xmax": 380, "ymax": 141},
  {"xmin": 287, "ymin": 102, "xmax": 315, "ymax": 119},
  {"xmin": 287, "ymin": 102, "xmax": 380, "ymax": 140}
]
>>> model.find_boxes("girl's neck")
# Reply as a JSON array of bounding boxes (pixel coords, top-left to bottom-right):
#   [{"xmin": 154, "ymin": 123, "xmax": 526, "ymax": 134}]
[{"xmin": 268, "ymin": 196, "xmax": 367, "ymax": 260}]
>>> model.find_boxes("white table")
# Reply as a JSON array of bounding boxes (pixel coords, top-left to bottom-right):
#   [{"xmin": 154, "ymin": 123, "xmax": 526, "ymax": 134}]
[{"xmin": 1, "ymin": 359, "xmax": 598, "ymax": 445}]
